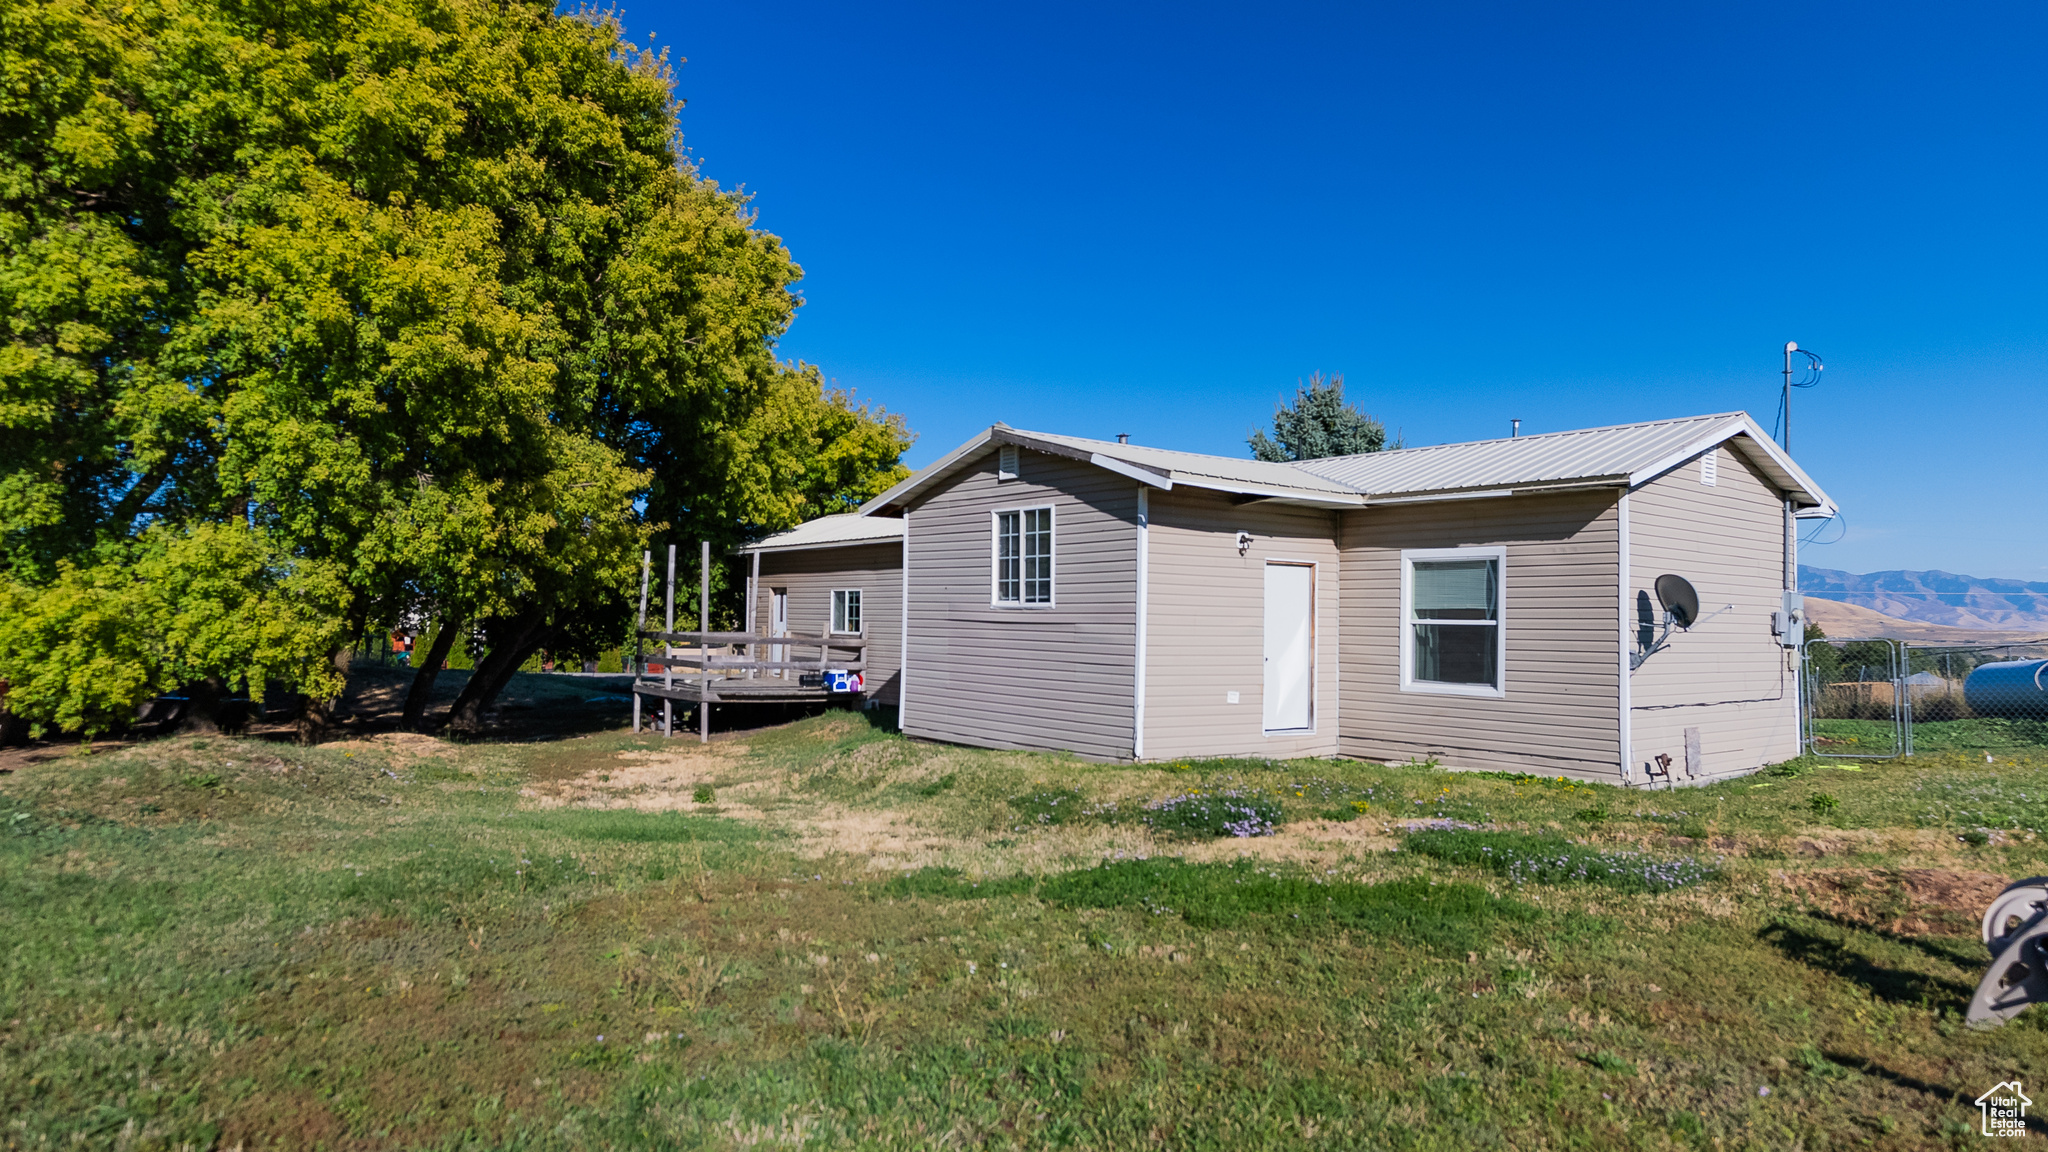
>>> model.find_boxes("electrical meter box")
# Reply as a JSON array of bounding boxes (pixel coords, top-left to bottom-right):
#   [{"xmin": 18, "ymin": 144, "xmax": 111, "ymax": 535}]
[{"xmin": 1773, "ymin": 592, "xmax": 1805, "ymax": 648}]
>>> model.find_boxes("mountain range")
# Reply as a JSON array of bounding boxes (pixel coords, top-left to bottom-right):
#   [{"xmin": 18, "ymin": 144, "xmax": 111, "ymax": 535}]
[{"xmin": 1799, "ymin": 566, "xmax": 2048, "ymax": 631}]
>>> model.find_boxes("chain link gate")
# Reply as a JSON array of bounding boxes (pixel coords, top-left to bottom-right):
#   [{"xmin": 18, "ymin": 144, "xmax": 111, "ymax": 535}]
[{"xmin": 1801, "ymin": 636, "xmax": 1912, "ymax": 758}]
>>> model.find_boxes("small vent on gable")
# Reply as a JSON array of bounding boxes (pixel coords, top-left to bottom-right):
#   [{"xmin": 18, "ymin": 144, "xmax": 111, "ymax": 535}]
[
  {"xmin": 1699, "ymin": 453, "xmax": 1717, "ymax": 487},
  {"xmin": 998, "ymin": 445, "xmax": 1020, "ymax": 481}
]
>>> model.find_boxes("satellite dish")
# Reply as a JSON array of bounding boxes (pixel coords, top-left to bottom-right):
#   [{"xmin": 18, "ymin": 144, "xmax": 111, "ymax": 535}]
[{"xmin": 1655, "ymin": 574, "xmax": 1700, "ymax": 630}]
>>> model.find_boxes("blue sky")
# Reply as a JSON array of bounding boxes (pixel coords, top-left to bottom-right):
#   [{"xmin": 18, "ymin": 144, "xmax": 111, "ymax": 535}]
[{"xmin": 633, "ymin": 1, "xmax": 2047, "ymax": 581}]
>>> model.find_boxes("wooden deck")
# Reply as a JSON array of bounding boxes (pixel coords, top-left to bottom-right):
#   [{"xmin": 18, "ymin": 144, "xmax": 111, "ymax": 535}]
[
  {"xmin": 630, "ymin": 626, "xmax": 869, "ymax": 736},
  {"xmin": 629, "ymin": 678, "xmax": 858, "ymax": 705},
  {"xmin": 632, "ymin": 545, "xmax": 873, "ymax": 741}
]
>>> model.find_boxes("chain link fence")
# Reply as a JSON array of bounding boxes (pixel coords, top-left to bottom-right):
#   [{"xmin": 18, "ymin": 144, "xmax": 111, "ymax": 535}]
[
  {"xmin": 1899, "ymin": 642, "xmax": 2048, "ymax": 757},
  {"xmin": 1803, "ymin": 636, "xmax": 2048, "ymax": 759}
]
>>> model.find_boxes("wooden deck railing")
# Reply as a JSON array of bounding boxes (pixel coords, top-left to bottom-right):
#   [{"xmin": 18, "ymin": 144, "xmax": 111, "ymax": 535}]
[
  {"xmin": 633, "ymin": 630, "xmax": 867, "ymax": 675},
  {"xmin": 631, "ymin": 626, "xmax": 871, "ymax": 738}
]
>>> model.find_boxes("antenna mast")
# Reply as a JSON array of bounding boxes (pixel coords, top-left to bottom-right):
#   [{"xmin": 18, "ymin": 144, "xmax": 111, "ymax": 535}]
[
  {"xmin": 1781, "ymin": 342, "xmax": 1822, "ymax": 452},
  {"xmin": 1782, "ymin": 342, "xmax": 1795, "ymax": 452}
]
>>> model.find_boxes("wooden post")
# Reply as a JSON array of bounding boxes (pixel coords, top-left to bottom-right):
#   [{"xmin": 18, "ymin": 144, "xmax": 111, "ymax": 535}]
[
  {"xmin": 633, "ymin": 549, "xmax": 649, "ymax": 733},
  {"xmin": 664, "ymin": 543, "xmax": 676, "ymax": 738},
  {"xmin": 699, "ymin": 539, "xmax": 711, "ymax": 744},
  {"xmin": 747, "ymin": 549, "xmax": 760, "ymax": 680}
]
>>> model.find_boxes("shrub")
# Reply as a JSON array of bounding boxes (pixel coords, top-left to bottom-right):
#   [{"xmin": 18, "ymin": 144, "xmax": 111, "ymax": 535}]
[{"xmin": 1405, "ymin": 829, "xmax": 1720, "ymax": 893}]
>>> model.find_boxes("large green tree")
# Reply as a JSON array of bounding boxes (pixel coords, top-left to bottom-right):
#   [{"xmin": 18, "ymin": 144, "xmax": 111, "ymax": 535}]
[
  {"xmin": 1248, "ymin": 372, "xmax": 1396, "ymax": 462},
  {"xmin": 0, "ymin": 0, "xmax": 910, "ymax": 738}
]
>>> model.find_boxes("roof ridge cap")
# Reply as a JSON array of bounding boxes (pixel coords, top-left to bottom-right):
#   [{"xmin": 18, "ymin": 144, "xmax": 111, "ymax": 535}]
[
  {"xmin": 1009, "ymin": 427, "xmax": 1316, "ymax": 467},
  {"xmin": 1294, "ymin": 410, "xmax": 1750, "ymax": 465}
]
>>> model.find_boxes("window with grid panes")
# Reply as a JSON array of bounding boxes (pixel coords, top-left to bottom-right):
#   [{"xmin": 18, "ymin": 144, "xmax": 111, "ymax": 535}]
[{"xmin": 995, "ymin": 508, "xmax": 1053, "ymax": 604}]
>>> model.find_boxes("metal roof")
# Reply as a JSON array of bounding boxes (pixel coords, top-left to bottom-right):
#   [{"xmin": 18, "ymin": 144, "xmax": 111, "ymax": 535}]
[
  {"xmin": 738, "ymin": 513, "xmax": 903, "ymax": 553},
  {"xmin": 860, "ymin": 410, "xmax": 1836, "ymax": 518},
  {"xmin": 1001, "ymin": 428, "xmax": 1366, "ymax": 500},
  {"xmin": 861, "ymin": 424, "xmax": 1366, "ymax": 513},
  {"xmin": 1291, "ymin": 410, "xmax": 1835, "ymax": 514}
]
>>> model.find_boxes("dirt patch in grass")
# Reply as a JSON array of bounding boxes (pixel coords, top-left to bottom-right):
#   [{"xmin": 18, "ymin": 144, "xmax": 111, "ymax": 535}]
[
  {"xmin": 0, "ymin": 737, "xmax": 145, "ymax": 775},
  {"xmin": 522, "ymin": 742, "xmax": 753, "ymax": 807},
  {"xmin": 1180, "ymin": 817, "xmax": 1400, "ymax": 865},
  {"xmin": 314, "ymin": 731, "xmax": 464, "ymax": 777},
  {"xmin": 1777, "ymin": 826, "xmax": 1985, "ymax": 859},
  {"xmin": 1776, "ymin": 867, "xmax": 2008, "ymax": 936},
  {"xmin": 1897, "ymin": 867, "xmax": 2014, "ymax": 910},
  {"xmin": 787, "ymin": 807, "xmax": 966, "ymax": 866}
]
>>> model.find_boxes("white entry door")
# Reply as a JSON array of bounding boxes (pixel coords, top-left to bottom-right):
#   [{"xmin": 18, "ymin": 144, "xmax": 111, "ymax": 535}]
[
  {"xmin": 771, "ymin": 590, "xmax": 789, "ymax": 679},
  {"xmin": 1263, "ymin": 563, "xmax": 1315, "ymax": 731}
]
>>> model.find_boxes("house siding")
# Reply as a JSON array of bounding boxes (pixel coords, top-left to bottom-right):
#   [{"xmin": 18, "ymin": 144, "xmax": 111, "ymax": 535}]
[
  {"xmin": 1336, "ymin": 489, "xmax": 1624, "ymax": 778},
  {"xmin": 754, "ymin": 542, "xmax": 903, "ymax": 704},
  {"xmin": 902, "ymin": 448, "xmax": 1139, "ymax": 758},
  {"xmin": 1142, "ymin": 489, "xmax": 1342, "ymax": 760},
  {"xmin": 1627, "ymin": 442, "xmax": 1800, "ymax": 780}
]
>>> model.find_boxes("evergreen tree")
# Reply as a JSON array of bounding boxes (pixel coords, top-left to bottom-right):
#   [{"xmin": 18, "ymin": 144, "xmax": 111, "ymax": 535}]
[{"xmin": 1248, "ymin": 373, "xmax": 1395, "ymax": 462}]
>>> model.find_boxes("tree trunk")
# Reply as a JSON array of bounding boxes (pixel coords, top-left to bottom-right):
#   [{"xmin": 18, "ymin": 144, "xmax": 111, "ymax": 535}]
[
  {"xmin": 0, "ymin": 680, "xmax": 24, "ymax": 747},
  {"xmin": 296, "ymin": 646, "xmax": 353, "ymax": 744},
  {"xmin": 446, "ymin": 609, "xmax": 551, "ymax": 735},
  {"xmin": 178, "ymin": 676, "xmax": 235, "ymax": 734},
  {"xmin": 401, "ymin": 618, "xmax": 464, "ymax": 731}
]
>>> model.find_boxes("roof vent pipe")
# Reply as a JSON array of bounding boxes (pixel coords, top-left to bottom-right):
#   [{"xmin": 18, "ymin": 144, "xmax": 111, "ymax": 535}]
[
  {"xmin": 1511, "ymin": 419, "xmax": 1521, "ymax": 438},
  {"xmin": 1117, "ymin": 433, "xmax": 1130, "ymax": 444}
]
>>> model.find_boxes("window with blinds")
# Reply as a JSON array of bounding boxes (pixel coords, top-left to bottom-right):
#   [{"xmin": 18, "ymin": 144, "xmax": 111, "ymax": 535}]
[
  {"xmin": 1405, "ymin": 553, "xmax": 1503, "ymax": 691},
  {"xmin": 995, "ymin": 507, "xmax": 1053, "ymax": 604}
]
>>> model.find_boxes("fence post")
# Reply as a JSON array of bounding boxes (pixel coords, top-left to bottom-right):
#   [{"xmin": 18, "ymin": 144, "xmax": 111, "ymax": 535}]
[
  {"xmin": 664, "ymin": 543, "xmax": 676, "ymax": 738},
  {"xmin": 748, "ymin": 550, "xmax": 760, "ymax": 680},
  {"xmin": 700, "ymin": 539, "xmax": 710, "ymax": 745},
  {"xmin": 1892, "ymin": 639, "xmax": 1907, "ymax": 758},
  {"xmin": 633, "ymin": 549, "xmax": 649, "ymax": 733}
]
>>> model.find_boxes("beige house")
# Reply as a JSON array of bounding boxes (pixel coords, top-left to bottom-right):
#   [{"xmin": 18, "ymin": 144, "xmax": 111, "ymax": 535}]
[{"xmin": 738, "ymin": 411, "xmax": 1836, "ymax": 785}]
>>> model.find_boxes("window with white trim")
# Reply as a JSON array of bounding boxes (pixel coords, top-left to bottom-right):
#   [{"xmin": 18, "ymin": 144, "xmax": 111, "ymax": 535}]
[
  {"xmin": 831, "ymin": 589, "xmax": 862, "ymax": 635},
  {"xmin": 1401, "ymin": 548, "xmax": 1504, "ymax": 695},
  {"xmin": 994, "ymin": 507, "xmax": 1053, "ymax": 604}
]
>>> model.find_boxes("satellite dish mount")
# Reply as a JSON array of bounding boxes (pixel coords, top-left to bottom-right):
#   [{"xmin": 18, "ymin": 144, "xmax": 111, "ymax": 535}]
[{"xmin": 1632, "ymin": 575, "xmax": 1702, "ymax": 670}]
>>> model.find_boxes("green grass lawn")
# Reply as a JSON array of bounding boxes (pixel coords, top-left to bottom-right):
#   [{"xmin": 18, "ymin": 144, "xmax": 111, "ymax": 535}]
[
  {"xmin": 1813, "ymin": 716, "xmax": 2048, "ymax": 756},
  {"xmin": 4, "ymin": 701, "xmax": 2047, "ymax": 1150}
]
